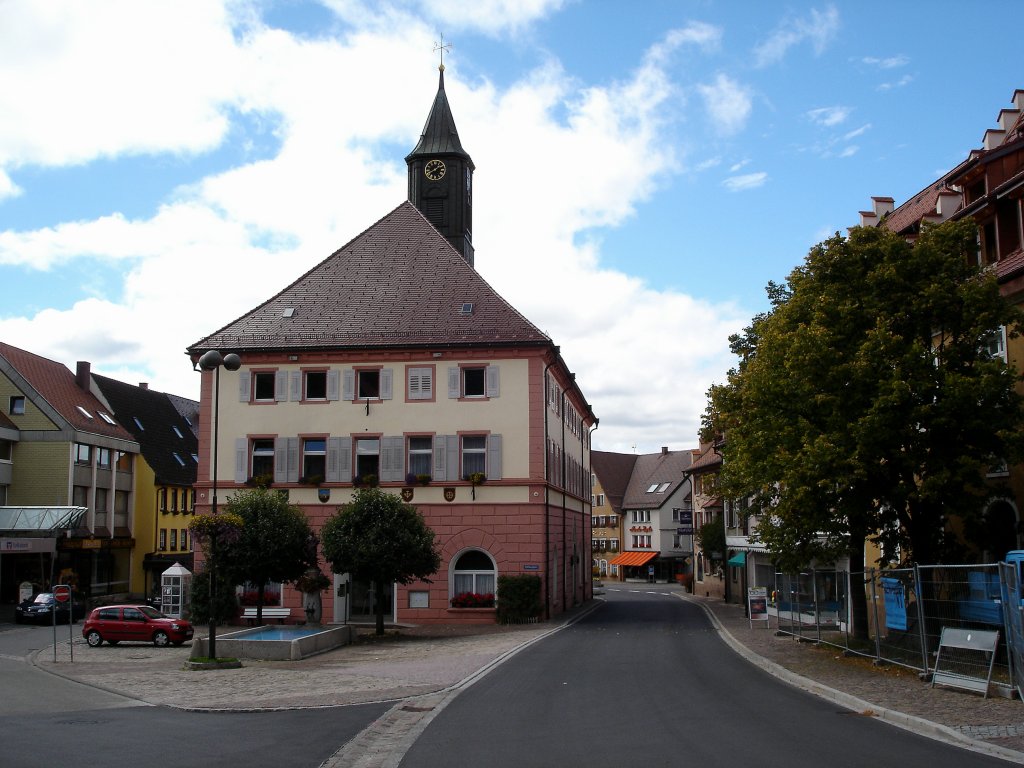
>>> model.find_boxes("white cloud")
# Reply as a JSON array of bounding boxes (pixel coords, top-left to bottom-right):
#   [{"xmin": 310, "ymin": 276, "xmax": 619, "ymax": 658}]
[
  {"xmin": 0, "ymin": 0, "xmax": 244, "ymax": 169},
  {"xmin": 807, "ymin": 106, "xmax": 850, "ymax": 127},
  {"xmin": 838, "ymin": 145, "xmax": 858, "ymax": 158},
  {"xmin": 697, "ymin": 74, "xmax": 752, "ymax": 135},
  {"xmin": 862, "ymin": 55, "xmax": 909, "ymax": 69},
  {"xmin": 753, "ymin": 5, "xmax": 840, "ymax": 68},
  {"xmin": 722, "ymin": 172, "xmax": 767, "ymax": 192},
  {"xmin": 0, "ymin": 2, "xmax": 747, "ymax": 453},
  {"xmin": 0, "ymin": 169, "xmax": 20, "ymax": 201},
  {"xmin": 878, "ymin": 74, "xmax": 914, "ymax": 91},
  {"xmin": 843, "ymin": 123, "xmax": 871, "ymax": 140}
]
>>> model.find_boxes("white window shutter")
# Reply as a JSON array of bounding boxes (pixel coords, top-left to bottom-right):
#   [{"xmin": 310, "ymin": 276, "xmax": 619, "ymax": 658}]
[
  {"xmin": 446, "ymin": 436, "xmax": 459, "ymax": 481},
  {"xmin": 287, "ymin": 437, "xmax": 300, "ymax": 483},
  {"xmin": 326, "ymin": 437, "xmax": 342, "ymax": 482},
  {"xmin": 381, "ymin": 369, "xmax": 393, "ymax": 400},
  {"xmin": 338, "ymin": 441, "xmax": 352, "ymax": 483},
  {"xmin": 448, "ymin": 367, "xmax": 460, "ymax": 399},
  {"xmin": 327, "ymin": 370, "xmax": 340, "ymax": 401},
  {"xmin": 487, "ymin": 434, "xmax": 503, "ymax": 480},
  {"xmin": 433, "ymin": 435, "xmax": 447, "ymax": 481},
  {"xmin": 290, "ymin": 371, "xmax": 301, "ymax": 401},
  {"xmin": 239, "ymin": 371, "xmax": 251, "ymax": 402},
  {"xmin": 234, "ymin": 438, "xmax": 248, "ymax": 483},
  {"xmin": 380, "ymin": 436, "xmax": 404, "ymax": 482},
  {"xmin": 486, "ymin": 365, "xmax": 500, "ymax": 398},
  {"xmin": 342, "ymin": 370, "xmax": 355, "ymax": 401},
  {"xmin": 274, "ymin": 437, "xmax": 288, "ymax": 483},
  {"xmin": 408, "ymin": 367, "xmax": 433, "ymax": 400},
  {"xmin": 275, "ymin": 371, "xmax": 288, "ymax": 401}
]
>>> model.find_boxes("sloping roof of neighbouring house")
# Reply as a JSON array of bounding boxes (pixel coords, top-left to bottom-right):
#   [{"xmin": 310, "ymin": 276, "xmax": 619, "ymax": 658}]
[
  {"xmin": 93, "ymin": 374, "xmax": 198, "ymax": 487},
  {"xmin": 188, "ymin": 201, "xmax": 550, "ymax": 354},
  {"xmin": 591, "ymin": 450, "xmax": 638, "ymax": 515},
  {"xmin": 0, "ymin": 342, "xmax": 135, "ymax": 443},
  {"xmin": 621, "ymin": 448, "xmax": 694, "ymax": 510}
]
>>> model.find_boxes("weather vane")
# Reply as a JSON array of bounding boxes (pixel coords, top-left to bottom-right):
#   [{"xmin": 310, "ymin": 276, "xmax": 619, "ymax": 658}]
[{"xmin": 433, "ymin": 33, "xmax": 452, "ymax": 71}]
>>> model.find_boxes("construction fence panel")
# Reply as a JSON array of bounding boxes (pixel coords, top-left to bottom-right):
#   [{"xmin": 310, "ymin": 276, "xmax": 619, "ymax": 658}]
[{"xmin": 772, "ymin": 564, "xmax": 1014, "ymax": 694}]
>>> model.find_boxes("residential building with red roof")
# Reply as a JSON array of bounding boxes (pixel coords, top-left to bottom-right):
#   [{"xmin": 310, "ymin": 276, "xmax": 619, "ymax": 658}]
[
  {"xmin": 0, "ymin": 343, "xmax": 140, "ymax": 602},
  {"xmin": 857, "ymin": 88, "xmax": 1024, "ymax": 562},
  {"xmin": 187, "ymin": 66, "xmax": 596, "ymax": 625}
]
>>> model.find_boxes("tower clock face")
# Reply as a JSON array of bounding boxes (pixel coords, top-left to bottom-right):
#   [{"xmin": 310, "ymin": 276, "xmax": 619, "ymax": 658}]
[{"xmin": 424, "ymin": 159, "xmax": 446, "ymax": 181}]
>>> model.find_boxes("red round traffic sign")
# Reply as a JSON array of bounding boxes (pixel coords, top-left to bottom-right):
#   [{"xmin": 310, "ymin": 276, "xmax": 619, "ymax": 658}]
[{"xmin": 53, "ymin": 585, "xmax": 71, "ymax": 603}]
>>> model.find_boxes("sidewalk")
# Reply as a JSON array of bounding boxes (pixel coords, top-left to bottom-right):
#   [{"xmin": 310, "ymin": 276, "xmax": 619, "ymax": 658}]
[
  {"xmin": 30, "ymin": 591, "xmax": 1024, "ymax": 763},
  {"xmin": 689, "ymin": 592, "xmax": 1024, "ymax": 763}
]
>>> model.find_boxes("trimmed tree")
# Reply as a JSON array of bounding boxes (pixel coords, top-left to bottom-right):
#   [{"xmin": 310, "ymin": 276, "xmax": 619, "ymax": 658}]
[
  {"xmin": 321, "ymin": 488, "xmax": 441, "ymax": 635},
  {"xmin": 218, "ymin": 488, "xmax": 317, "ymax": 625}
]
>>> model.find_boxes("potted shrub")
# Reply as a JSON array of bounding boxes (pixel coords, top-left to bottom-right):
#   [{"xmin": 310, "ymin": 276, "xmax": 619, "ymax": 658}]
[{"xmin": 246, "ymin": 473, "xmax": 273, "ymax": 489}]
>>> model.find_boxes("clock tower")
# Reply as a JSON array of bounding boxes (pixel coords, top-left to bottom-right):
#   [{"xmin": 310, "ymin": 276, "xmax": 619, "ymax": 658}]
[{"xmin": 406, "ymin": 65, "xmax": 475, "ymax": 266}]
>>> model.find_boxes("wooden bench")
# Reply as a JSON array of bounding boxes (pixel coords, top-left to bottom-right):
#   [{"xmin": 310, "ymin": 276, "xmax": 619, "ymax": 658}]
[{"xmin": 242, "ymin": 607, "xmax": 292, "ymax": 625}]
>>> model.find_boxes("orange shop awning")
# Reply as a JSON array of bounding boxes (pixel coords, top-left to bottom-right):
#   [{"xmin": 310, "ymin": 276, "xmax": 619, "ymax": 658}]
[{"xmin": 608, "ymin": 551, "xmax": 658, "ymax": 567}]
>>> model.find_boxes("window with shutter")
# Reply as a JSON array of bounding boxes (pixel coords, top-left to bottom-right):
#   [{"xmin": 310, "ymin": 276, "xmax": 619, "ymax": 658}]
[
  {"xmin": 408, "ymin": 436, "xmax": 433, "ymax": 476},
  {"xmin": 304, "ymin": 370, "xmax": 328, "ymax": 400},
  {"xmin": 408, "ymin": 367, "xmax": 434, "ymax": 400}
]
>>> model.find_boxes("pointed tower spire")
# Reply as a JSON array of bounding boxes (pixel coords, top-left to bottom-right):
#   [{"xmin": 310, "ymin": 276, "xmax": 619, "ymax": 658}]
[{"xmin": 406, "ymin": 47, "xmax": 475, "ymax": 266}]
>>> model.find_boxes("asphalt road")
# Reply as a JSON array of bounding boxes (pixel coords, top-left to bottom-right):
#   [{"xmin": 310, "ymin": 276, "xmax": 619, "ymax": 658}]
[
  {"xmin": 0, "ymin": 623, "xmax": 389, "ymax": 768},
  {"xmin": 399, "ymin": 588, "xmax": 1011, "ymax": 768}
]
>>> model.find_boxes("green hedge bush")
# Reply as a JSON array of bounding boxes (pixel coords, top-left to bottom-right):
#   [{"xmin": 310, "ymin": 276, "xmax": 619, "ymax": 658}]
[{"xmin": 496, "ymin": 574, "xmax": 542, "ymax": 624}]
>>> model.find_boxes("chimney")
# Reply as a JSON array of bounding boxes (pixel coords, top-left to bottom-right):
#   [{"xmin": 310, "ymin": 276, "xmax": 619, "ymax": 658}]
[
  {"xmin": 139, "ymin": 382, "xmax": 149, "ymax": 390},
  {"xmin": 76, "ymin": 361, "xmax": 91, "ymax": 392},
  {"xmin": 661, "ymin": 446, "xmax": 669, "ymax": 455}
]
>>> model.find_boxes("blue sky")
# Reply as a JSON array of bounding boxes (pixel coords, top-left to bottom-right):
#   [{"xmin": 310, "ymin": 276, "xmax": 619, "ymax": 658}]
[{"xmin": 0, "ymin": 0, "xmax": 1021, "ymax": 453}]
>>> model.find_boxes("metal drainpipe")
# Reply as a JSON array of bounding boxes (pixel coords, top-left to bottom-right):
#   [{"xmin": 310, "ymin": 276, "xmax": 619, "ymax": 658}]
[
  {"xmin": 560, "ymin": 387, "xmax": 567, "ymax": 613},
  {"xmin": 543, "ymin": 362, "xmax": 552, "ymax": 621},
  {"xmin": 587, "ymin": 421, "xmax": 599, "ymax": 599}
]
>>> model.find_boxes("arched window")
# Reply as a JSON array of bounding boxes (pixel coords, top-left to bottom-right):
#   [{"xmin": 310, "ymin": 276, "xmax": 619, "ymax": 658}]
[{"xmin": 451, "ymin": 549, "xmax": 496, "ymax": 598}]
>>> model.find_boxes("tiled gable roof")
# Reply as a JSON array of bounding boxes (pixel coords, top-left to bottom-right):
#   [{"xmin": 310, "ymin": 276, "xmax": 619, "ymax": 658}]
[
  {"xmin": 189, "ymin": 202, "xmax": 550, "ymax": 353},
  {"xmin": 687, "ymin": 443, "xmax": 722, "ymax": 474},
  {"xmin": 881, "ymin": 173, "xmax": 962, "ymax": 236},
  {"xmin": 93, "ymin": 375, "xmax": 198, "ymax": 487},
  {"xmin": 591, "ymin": 450, "xmax": 638, "ymax": 515},
  {"xmin": 0, "ymin": 342, "xmax": 134, "ymax": 441},
  {"xmin": 621, "ymin": 449, "xmax": 694, "ymax": 510}
]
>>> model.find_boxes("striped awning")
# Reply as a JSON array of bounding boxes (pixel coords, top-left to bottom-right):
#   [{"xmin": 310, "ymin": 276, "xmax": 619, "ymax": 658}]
[{"xmin": 608, "ymin": 551, "xmax": 658, "ymax": 567}]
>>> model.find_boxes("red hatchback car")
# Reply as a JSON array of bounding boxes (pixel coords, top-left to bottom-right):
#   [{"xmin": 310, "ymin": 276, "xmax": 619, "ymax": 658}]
[{"xmin": 82, "ymin": 605, "xmax": 194, "ymax": 647}]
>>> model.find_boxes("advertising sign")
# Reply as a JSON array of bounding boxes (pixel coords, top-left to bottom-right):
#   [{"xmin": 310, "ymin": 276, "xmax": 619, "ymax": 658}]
[
  {"xmin": 674, "ymin": 508, "xmax": 694, "ymax": 535},
  {"xmin": 881, "ymin": 577, "xmax": 908, "ymax": 631},
  {"xmin": 747, "ymin": 586, "xmax": 770, "ymax": 627}
]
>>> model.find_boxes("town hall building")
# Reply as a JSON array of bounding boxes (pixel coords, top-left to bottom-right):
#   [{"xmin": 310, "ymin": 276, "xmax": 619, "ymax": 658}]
[{"xmin": 188, "ymin": 64, "xmax": 597, "ymax": 625}]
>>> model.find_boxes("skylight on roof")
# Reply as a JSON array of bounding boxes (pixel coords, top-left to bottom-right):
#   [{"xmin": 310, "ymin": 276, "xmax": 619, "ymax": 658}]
[
  {"xmin": 76, "ymin": 406, "xmax": 93, "ymax": 419},
  {"xmin": 133, "ymin": 417, "xmax": 144, "ymax": 431},
  {"xmin": 646, "ymin": 482, "xmax": 671, "ymax": 493},
  {"xmin": 460, "ymin": 303, "xmax": 474, "ymax": 315},
  {"xmin": 173, "ymin": 426, "xmax": 183, "ymax": 439},
  {"xmin": 172, "ymin": 452, "xmax": 185, "ymax": 466},
  {"xmin": 283, "ymin": 307, "xmax": 295, "ymax": 318},
  {"xmin": 98, "ymin": 412, "xmax": 116, "ymax": 425}
]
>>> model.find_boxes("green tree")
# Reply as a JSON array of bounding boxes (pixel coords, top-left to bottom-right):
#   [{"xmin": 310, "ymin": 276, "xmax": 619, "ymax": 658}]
[
  {"xmin": 218, "ymin": 488, "xmax": 317, "ymax": 624},
  {"xmin": 321, "ymin": 488, "xmax": 441, "ymax": 635},
  {"xmin": 705, "ymin": 220, "xmax": 1024, "ymax": 634}
]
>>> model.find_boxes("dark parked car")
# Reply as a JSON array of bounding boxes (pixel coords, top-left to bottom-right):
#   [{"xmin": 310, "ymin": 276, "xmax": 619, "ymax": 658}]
[
  {"xmin": 14, "ymin": 593, "xmax": 86, "ymax": 624},
  {"xmin": 82, "ymin": 605, "xmax": 194, "ymax": 647}
]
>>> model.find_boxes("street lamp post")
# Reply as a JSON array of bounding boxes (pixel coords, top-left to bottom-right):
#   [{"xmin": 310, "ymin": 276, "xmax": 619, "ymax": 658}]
[{"xmin": 198, "ymin": 350, "xmax": 241, "ymax": 660}]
